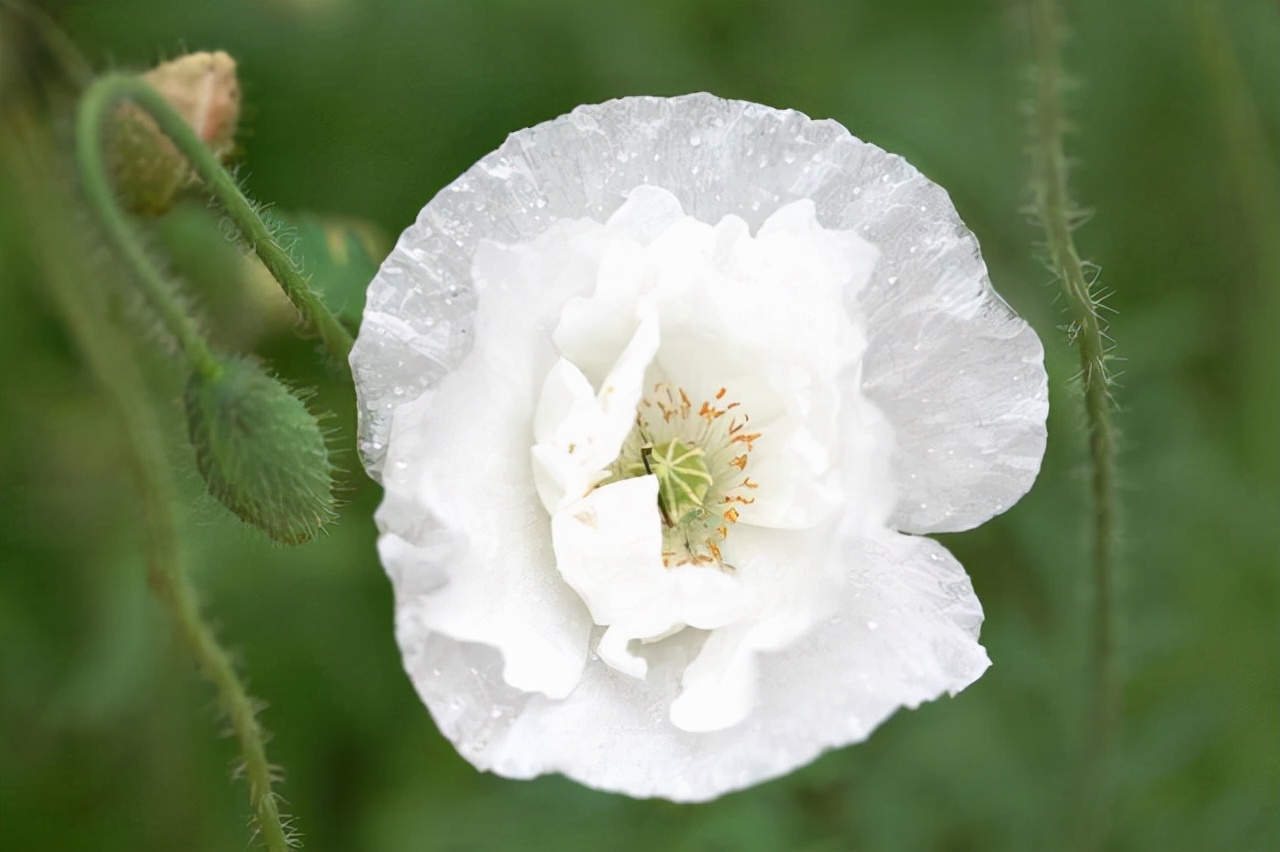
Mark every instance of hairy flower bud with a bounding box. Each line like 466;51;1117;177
106;51;241;215
142;51;240;159
184;357;336;544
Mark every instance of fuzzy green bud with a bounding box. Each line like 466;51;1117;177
184;357;336;544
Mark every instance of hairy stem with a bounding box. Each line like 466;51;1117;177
16;120;296;851
1028;0;1122;848
75;77;221;378
78;74;354;363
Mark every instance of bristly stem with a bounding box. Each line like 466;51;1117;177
76;74;355;363
16;123;298;852
1028;0;1122;849
75;77;222;379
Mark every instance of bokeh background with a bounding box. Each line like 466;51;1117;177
1;1;1277;850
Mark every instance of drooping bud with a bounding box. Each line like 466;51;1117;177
106;51;241;215
142;51;240;159
184;357;336;544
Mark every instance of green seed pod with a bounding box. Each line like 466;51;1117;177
624;439;714;527
184;357;336;544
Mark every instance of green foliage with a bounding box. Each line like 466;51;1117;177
184;356;337;545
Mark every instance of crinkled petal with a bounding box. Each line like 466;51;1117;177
352;95;1046;535
393;528;987;801
846;186;1048;533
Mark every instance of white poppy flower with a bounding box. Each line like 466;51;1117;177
351;94;1048;802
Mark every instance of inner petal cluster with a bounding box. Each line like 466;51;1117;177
515;185;883;730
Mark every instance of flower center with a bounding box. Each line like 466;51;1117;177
605;383;760;569
621;438;713;527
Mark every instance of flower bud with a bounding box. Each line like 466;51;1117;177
142;51;240;159
107;51;241;215
184;357;336;544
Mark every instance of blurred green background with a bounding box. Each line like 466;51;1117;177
1;1;1277;850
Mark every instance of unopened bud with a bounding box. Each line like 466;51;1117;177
185;357;336;544
142;51;240;159
107;51;241;215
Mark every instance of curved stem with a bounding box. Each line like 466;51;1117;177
75;78;221;378
16;123;296;852
81;74;354;363
1029;1;1122;849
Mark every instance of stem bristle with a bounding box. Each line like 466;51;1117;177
1026;1;1124;850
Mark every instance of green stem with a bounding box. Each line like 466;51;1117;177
80;74;354;363
75;79;221;379
1029;1;1122;849
14;123;296;852
140;478;296;852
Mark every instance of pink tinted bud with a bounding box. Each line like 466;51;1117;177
107;51;241;216
142;51;241;158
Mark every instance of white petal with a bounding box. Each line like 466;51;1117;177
551;476;756;671
831;179;1048;533
597;624;648;679
354;93;1044;512
550;476;666;631
605;184;690;242
396;529;987;801
669;626;756;733
531;298;661;511
550;186;685;386
372;213;616;699
530;358;604;509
